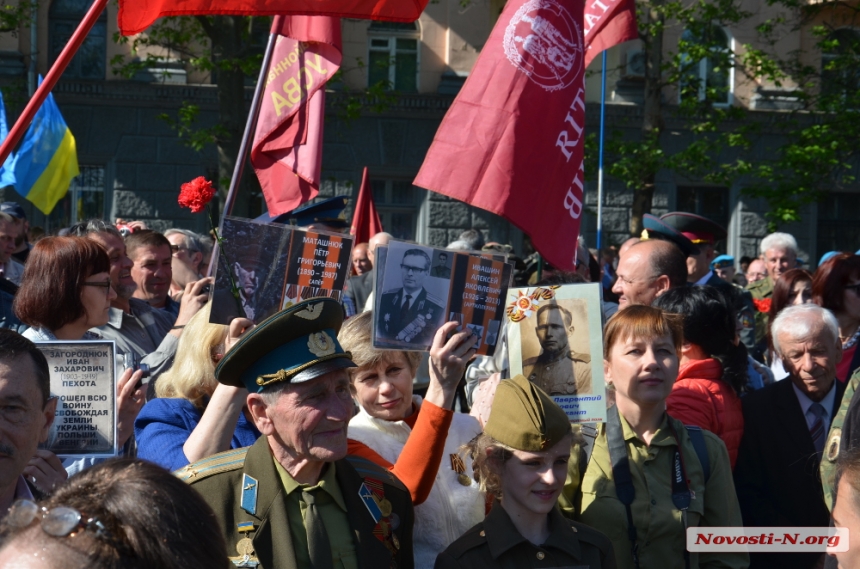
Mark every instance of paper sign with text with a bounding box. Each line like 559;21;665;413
506;283;606;423
372;240;513;355
210;216;354;325
37;341;118;458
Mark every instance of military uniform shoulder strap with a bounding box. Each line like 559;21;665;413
175;447;249;483
423;292;444;306
342;455;408;492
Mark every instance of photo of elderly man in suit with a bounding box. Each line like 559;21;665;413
377;247;447;349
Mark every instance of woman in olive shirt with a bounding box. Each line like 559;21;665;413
577;305;747;569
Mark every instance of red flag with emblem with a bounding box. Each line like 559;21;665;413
350;167;384;244
118;0;430;36
250;15;341;217
414;0;586;272
583;0;638;67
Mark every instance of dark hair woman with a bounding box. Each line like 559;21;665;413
0;459;228;569
813;253;860;382
653;286;747;467
765;268;813;379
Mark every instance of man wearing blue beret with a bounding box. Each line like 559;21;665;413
178;298;415;569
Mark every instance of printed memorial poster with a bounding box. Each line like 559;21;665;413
372;240;513;355
37;341;118;458
506;283;606;422
210;216;353;324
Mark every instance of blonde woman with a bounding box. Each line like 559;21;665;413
338;310;483;568
134;303;258;471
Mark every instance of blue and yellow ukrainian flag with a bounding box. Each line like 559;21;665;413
0;79;79;214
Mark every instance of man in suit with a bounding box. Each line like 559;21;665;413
432;252;451;278
345;232;391;315
378;248;444;348
734;304;845;569
179;298;414;569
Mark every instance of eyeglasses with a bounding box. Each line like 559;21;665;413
170;244;198;254
83;281;112;296
846;284;860;294
400;264;427;274
6;499;113;542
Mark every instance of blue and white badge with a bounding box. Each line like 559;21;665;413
241;474;258;516
358;482;383;523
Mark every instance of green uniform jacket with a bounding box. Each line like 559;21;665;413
434;500;616;569
177;437;415;569
578;413;748;569
822;367;860;510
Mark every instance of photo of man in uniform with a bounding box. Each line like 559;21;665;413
432;252;451;278
522;303;592;395
378;248;445;347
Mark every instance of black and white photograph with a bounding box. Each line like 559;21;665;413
374;242;452;350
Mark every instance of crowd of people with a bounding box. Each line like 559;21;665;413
0;199;859;569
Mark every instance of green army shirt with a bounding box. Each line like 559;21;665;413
821;368;860;510
274;460;358;569
578;413;748;569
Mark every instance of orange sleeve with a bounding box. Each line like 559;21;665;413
348;400;454;505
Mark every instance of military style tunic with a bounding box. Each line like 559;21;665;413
578;413;748;569
522;350;592;395
177;437;414;569
434;501;616;569
378;287;445;347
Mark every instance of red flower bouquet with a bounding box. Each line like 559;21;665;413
178;176;216;214
753;298;772;314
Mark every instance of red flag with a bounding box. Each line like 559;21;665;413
350;167;384;244
119;0;429;36
414;0;586;272
250;16;341;217
583;0;638;67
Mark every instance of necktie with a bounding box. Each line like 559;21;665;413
399;294;412;323
809;402;827;453
302;489;334;569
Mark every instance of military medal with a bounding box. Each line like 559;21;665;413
450;454;472;486
378;498;393;517
229;523;260;567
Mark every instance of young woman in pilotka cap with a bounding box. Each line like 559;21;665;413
434;375;616;569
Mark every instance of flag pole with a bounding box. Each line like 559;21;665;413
219;16;283;227
0;0;108;165
596;50;607;251
205;18;281;279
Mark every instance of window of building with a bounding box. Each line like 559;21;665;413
47;165;105;230
50;0;106;80
368;22;419;92
820;28;860;104
817;191;860;256
675;185;730;248
679;25;732;105
371;179;420;240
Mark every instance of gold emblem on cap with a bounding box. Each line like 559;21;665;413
308;331;335;357
640;229;650;240
295;303;323;320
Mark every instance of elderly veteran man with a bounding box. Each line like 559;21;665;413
734;304;845;569
178;298;414;569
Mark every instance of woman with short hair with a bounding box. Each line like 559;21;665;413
813;253;860;382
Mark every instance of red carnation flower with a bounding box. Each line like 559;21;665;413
178;177;216;213
753;298;772;313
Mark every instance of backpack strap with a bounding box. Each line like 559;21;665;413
685;425;711;483
606;405;640;569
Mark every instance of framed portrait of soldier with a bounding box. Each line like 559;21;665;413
506;283;607;423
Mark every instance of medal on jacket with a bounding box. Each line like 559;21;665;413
450;454;472;486
229;522;260;567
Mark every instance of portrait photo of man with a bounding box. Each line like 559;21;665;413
377;247;447;348
432;251;452;278
521;302;592;395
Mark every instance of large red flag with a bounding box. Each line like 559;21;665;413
414;0;586;272
350;167;384;244
583;0;638;67
119;0;429;36
250;16;341;217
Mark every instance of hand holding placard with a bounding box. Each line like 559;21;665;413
424;322;478;410
116;367;146;447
